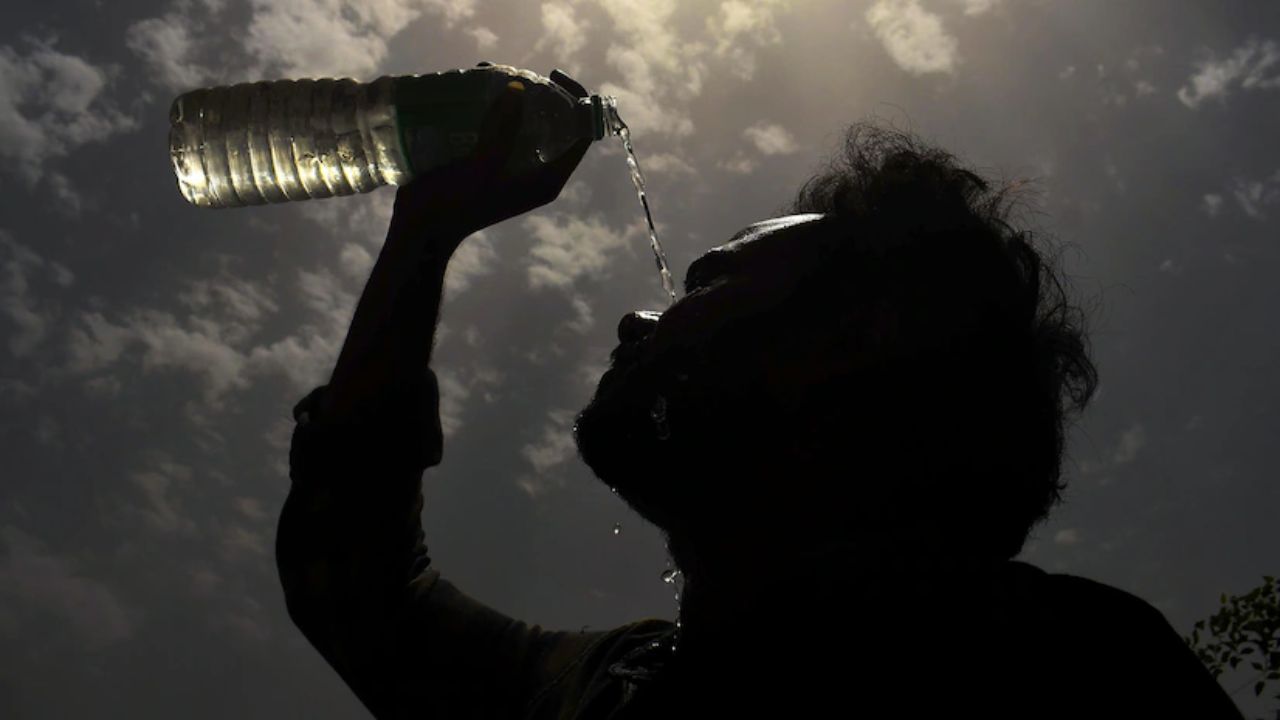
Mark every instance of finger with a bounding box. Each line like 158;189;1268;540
534;137;592;192
548;137;592;174
473;83;525;178
510;138;593;206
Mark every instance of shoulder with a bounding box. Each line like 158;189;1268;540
1036;566;1170;630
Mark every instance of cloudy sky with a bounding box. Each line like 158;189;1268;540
2;0;1278;716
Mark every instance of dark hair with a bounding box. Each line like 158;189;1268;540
749;122;1100;559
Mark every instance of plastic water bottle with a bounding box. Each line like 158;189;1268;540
168;63;613;208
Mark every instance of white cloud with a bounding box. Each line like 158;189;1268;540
0;378;37;402
67;312;131;373
1053;528;1080;546
1232;172;1280;219
953;0;1001;15
743;122;798;155
566;294;594;333
297;190;396;247
234;496;267;522
178;274;279;344
1177;38;1280;108
718;152;756;175
127;13;211;91
132;309;252;404
0;525;135;648
444;231;498;297
129;459;198;535
435;365;503;437
1;236;50;357
468;26;498;52
338;242;375;279
219;523;268;556
535;2;590;70
421;0;477;25
68;268;331;403
0;233;76;357
558;179;593;206
131;0;481;87
244;0;475;79
244;0;402;78
296;267;357;334
639;153;697;177
600;47;696;138
45;172;83;215
705;0;791;79
518;408;577;496
1112;423;1146;465
0;40;135;184
577;358;608;389
1200;172;1280;220
592;0;705;138
523;213;634;290
865;0;958;76
535;0;797;140
1201;193;1224;217
189;567;222;597
246;331;338;392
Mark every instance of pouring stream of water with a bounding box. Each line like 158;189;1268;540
603;99;677;307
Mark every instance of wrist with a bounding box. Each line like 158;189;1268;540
388;188;475;251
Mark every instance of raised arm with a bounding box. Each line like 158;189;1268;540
275;82;606;719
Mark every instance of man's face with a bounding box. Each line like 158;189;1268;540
573;214;827;529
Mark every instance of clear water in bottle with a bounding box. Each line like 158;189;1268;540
169;77;408;208
169;66;609;208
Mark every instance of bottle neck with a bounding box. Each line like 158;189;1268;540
585;95;616;141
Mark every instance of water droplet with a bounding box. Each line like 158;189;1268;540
612;522;621;535
661;568;681;584
610;487;618;494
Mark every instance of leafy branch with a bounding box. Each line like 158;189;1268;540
1185;576;1280;720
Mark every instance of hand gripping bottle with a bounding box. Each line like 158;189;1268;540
168;64;614;208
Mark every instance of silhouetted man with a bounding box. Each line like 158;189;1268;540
276;85;1245;718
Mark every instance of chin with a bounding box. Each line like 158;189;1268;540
574;369;682;532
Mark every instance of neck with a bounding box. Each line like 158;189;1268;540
668;536;1001;666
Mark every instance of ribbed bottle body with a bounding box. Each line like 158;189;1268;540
169;65;610;209
169;77;405;208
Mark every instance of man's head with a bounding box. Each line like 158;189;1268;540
573;123;1099;571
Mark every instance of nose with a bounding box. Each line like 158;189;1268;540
618;310;661;343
